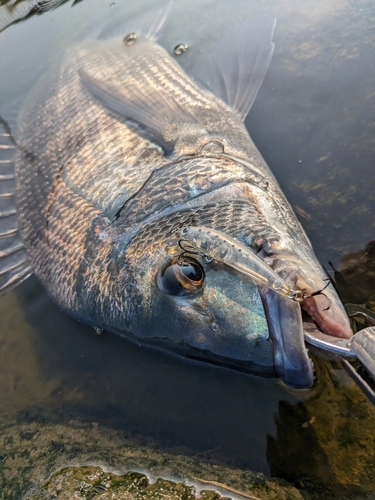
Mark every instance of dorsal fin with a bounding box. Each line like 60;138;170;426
79;69;199;153
78;2;197;153
189;15;276;121
0;115;32;295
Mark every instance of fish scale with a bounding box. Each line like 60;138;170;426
14;25;272;307
114;156;269;226
126;201;274;258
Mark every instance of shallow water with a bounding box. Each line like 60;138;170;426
0;0;375;498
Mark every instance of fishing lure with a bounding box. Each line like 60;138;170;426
178;226;307;301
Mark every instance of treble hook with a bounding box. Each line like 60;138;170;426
177;239;206;262
308;280;331;298
284;278;332;303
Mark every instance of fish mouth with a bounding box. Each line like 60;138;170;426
261;278;352;388
300;293;352;339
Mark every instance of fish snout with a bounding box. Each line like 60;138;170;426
273;261;352;340
300;293;352;339
293;273;352;339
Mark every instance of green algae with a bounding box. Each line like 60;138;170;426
34;469;206;500
27;465;305;500
0;419;303;500
268;356;375;499
333;240;375;314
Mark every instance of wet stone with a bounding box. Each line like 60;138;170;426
0;418;305;500
28;464;303;500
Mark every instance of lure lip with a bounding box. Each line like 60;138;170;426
260;287;315;388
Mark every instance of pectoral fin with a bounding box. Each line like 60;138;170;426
0;116;32;295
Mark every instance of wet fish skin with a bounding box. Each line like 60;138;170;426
7;7;351;387
27;40;273;364
15;34;273;314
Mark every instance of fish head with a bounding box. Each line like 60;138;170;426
257;235;353;386
123;222;351;389
126;234;275;377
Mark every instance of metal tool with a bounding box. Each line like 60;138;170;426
305;326;375;406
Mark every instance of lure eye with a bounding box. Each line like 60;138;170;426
158;258;205;296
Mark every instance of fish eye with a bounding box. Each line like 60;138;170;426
157;258;205;296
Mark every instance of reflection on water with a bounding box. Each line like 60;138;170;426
2;275;295;472
268;356;375;496
333;240;375;309
0;0;375;498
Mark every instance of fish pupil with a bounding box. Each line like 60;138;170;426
158;259;204;296
161;264;182;295
180;261;203;282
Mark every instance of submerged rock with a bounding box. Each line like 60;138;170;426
31;467;234;500
0;419;303;500
28;465;308;500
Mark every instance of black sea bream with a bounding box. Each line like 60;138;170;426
0;3;352;388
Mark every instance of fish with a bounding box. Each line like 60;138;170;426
0;3;352;389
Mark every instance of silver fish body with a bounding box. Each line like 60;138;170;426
0;4;352;388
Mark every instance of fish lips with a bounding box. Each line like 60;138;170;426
260;288;315;388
